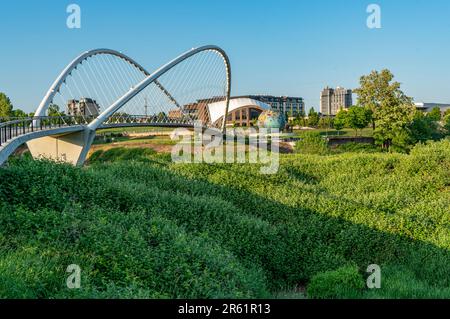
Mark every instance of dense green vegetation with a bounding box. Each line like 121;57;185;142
292;69;449;153
0;139;449;299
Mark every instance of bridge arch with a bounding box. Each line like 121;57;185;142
0;45;232;166
34;49;151;118
88;45;231;132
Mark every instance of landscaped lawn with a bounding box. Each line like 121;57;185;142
0;140;448;299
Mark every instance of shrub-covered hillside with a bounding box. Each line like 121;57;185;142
0;140;449;298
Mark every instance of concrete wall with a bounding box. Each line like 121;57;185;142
26;130;87;165
327;136;374;147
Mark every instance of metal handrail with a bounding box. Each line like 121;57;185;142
0;116;93;147
0;115;198;147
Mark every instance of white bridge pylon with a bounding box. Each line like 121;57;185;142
21;45;232;166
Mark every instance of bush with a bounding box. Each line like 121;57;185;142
334;142;379;153
295;132;329;155
89;148;156;163
307;265;365;299
1;140;449;299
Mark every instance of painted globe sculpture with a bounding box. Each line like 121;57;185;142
257;110;286;129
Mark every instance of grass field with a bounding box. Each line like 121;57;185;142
0;139;448;299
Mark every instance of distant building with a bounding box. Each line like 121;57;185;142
169;97;224;124
212;97;271;127
168;96;271;127
414;102;450;115
235;95;304;116
320;87;353;116
67;98;100;117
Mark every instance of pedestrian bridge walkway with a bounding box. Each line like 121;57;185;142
0;45;231;166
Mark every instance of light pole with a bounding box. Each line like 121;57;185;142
144;97;148;117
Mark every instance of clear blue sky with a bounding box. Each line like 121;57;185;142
1;0;450;113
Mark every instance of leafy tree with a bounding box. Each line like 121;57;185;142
333;110;347;135
354;69;418;150
307;108;319;127
297;109;307;127
318;116;333;129
409;111;442;144
295;131;329;155
444;114;450;136
346;106;372;136
12;109;27;118
390;128;415;153
291;114;301;126
427;107;442;122
443;109;450;118
373;103;415;151
354;69;412;130
0;92;13;118
48;104;64;117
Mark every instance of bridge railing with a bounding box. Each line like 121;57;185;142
103;115;195;126
0;114;198;147
0;116;94;147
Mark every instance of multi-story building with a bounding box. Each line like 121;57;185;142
67;98;100;117
238;95;305;116
320;87;353;116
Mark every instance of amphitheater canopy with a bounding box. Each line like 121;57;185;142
208;97;271;125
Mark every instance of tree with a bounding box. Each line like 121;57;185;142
444;114;450;136
355;69;418;150
297;109;307;127
373;103;415;151
354;69;412;130
318;116;333;129
346;106;372;136
443;109;450;118
48;104;64;117
333;110;347;135
307;108;319;127
295;131;329;155
12;109;27;118
0;92;13;118
427;107;442;122
409;110;442;143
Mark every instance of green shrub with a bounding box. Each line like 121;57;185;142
307;265;365;299
295;132;329;155
363;265;450;299
88;147;156;163
1;140;449;299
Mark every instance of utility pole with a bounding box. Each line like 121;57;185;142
144;97;148;117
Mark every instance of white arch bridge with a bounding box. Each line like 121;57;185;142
0;45;231;166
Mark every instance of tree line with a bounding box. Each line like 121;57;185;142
290;69;450;152
0;92;67;120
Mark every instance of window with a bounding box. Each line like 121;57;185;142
250;108;261;119
242;109;247;120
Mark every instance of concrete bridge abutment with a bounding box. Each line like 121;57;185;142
26;128;96;166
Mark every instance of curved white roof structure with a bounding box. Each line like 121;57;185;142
208;97;271;125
